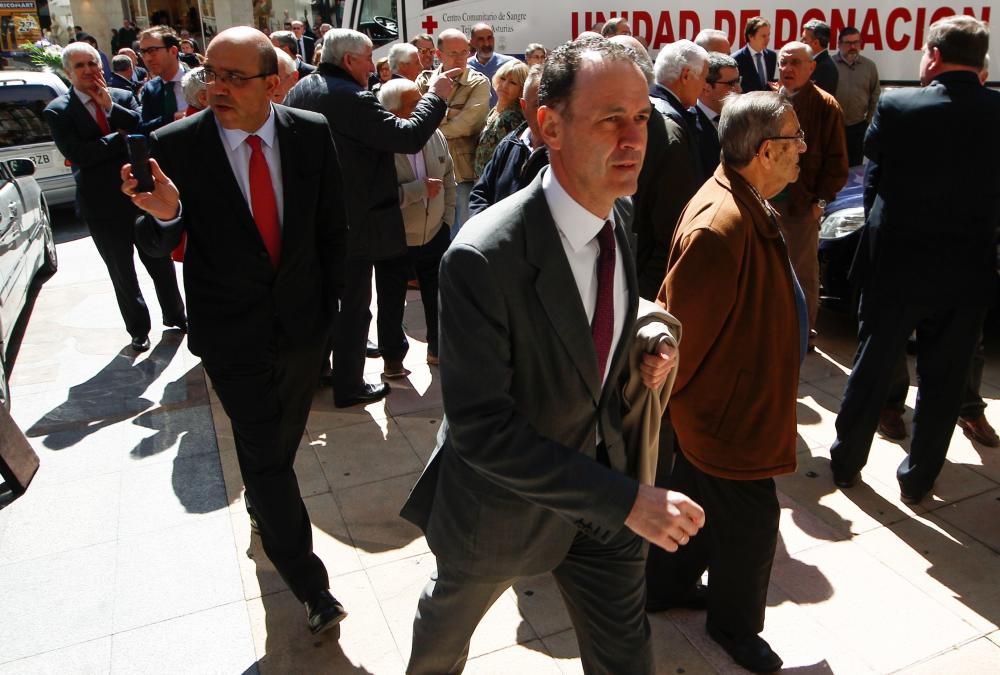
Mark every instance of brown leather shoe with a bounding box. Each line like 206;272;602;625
877;409;907;441
958;414;1000;447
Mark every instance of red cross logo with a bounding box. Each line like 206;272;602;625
421;15;438;33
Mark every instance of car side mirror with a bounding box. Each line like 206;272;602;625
5;159;36;178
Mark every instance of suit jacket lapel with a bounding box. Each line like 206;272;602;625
274;106;301;272
523;178;602;403
197;111;257;239
67;87;102;137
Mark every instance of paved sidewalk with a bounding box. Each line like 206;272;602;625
2;218;999;674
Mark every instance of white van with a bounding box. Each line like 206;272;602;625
341;0;997;83
0;71;75;208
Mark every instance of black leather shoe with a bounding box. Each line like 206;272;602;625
900;485;928;505
164;317;188;333
305;590;348;635
366;340;381;359
833;470;860;489
707;623;783;673
646;583;708;612
334;382;390;408
131;335;151;352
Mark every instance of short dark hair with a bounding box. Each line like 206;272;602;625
926;15;989;69
744;16;770;41
839;26;861;42
111;54;132;72
803;19;831;49
538;39;646;116
270;30;298;55
409;33;433;45
706;52;739;84
140;25;180;51
601;17;629;37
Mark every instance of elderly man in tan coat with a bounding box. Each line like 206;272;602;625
416;28;490;239
645;91;808;674
380;78;457;367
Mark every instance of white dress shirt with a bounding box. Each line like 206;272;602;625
696;99;720;129
541;167;628;387
73;88;112;122
167;67;188;114
215;106;284;229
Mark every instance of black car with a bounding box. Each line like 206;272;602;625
818;165;866;312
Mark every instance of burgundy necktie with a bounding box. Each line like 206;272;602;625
91;100;110;135
246;135;281;268
592;220;616;380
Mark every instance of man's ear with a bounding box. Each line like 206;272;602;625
537;105;562;151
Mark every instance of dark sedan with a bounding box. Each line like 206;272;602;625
818;165;866;313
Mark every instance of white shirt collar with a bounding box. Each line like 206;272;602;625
216;105;278;152
696;99;719;122
519;126;533;147
74;88;94;106
748;45;766;58
541;166;613;253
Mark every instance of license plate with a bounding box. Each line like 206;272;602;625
28;152;52;167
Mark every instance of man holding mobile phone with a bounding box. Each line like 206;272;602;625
44;41;186;352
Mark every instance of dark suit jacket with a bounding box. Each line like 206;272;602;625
296;59;317;80
812;50;839;96
109;72;139;95
635;87;705;299
732;45;776;92
138;74;182;135
43;87;141;222
400;170;642;577
694;106;721;176
133;106;348;364
468;122;548;217
857;70;1000;307
284;63;446;260
299;35;315;64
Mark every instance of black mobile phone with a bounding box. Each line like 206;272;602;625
125;134;154;193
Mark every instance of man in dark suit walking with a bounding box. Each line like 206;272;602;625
801;19;839;95
732;16;776;92
137;26;188;133
830;15;1000;504
401;39;705;675
124;26;349;636
44;41;185;352
695;52;741;175
291;20;315;64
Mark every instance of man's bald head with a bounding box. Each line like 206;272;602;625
609;35;653;84
210;25;279;74
777;40;815;93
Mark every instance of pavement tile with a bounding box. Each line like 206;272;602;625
124;402;219;466
312;418;423;491
771;538;980;672
989;630;1000;648
393;412;442;465
113;514;244;633
0;472;120;565
0;542;116;664
247;571;403;675
796;384;843;449
934;487;1000;554
898;637;1000;674
335;473;429;568
465;640;561;674
293;442;334;499
0;637;111;675
110;601;257;674
776;491;848;560
511;574;573;639
853;511;1000;634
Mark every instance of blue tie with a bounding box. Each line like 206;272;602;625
755;51;767;88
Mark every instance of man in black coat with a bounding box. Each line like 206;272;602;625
830;15;1000;504
137;25;188;133
801;19;839;95
732;16;776;92
44;42;185;352
126;27;349;636
284;28;457;405
695;52;740;175
291;20;315;64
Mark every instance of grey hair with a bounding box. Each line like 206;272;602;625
695;29;729;51
718;91;794;168
111;54;132;73
274;47;296;78
802;19;832;49
378;77;419;113
270;30;297;55
523;63;543;98
653;39;708;85
779;41;814;60
706;52;739;84
322;28;372;67
525;43;546;58
388;43;419;73
61;41;99;71
180;66;207;107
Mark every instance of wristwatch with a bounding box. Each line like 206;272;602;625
815;199;828;209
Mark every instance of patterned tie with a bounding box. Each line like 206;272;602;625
245;135;281;268
592;220;616;381
90;100;110;135
163;80;177;118
755;51;768;88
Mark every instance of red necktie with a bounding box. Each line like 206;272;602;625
592;220;616;380
91;100;110;135
246;135;281;269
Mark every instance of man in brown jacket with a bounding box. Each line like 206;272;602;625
416;28;490;238
775;41;848;343
646;91;807;674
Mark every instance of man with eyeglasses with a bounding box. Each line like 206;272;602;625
125;25;351;638
832;26;880;166
137;25;188;133
647;91;807;674
774;41;848;347
409;34;435;72
416;29;490;239
696;52;741;174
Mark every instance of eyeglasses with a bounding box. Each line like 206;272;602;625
195;68;276;86
138;45;167;55
756;128;806;153
712;78;741;88
840;39;862;46
417;47;434;55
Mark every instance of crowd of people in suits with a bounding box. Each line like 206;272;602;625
40;10;999;674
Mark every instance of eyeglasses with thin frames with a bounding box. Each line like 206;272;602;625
195;68;276;87
138;45;167;55
756;128;806;154
712;78;741;88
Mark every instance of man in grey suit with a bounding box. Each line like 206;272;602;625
400;39;706;674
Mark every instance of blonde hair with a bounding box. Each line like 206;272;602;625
492;59;529;109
